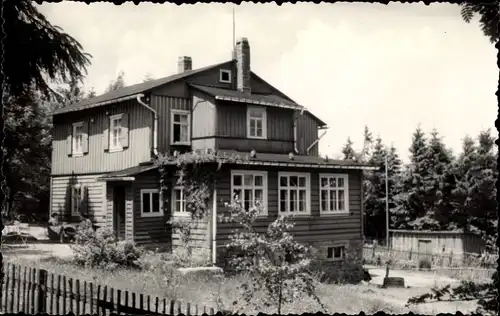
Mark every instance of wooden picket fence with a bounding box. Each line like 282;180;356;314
0;263;215;315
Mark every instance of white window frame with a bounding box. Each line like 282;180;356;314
278;172;311;216
170;109;191;145
319;173;350;215
326;245;346;261
140;189;163;218
109;113;124;152
172;186;190;217
71;184;83;216
231;170;268;217
219;69;232;83
72;121;84;156
246;106;267;139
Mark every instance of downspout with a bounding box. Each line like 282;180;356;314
293;108;305;154
306;128;328;155
212;181;217;265
136;94;158;157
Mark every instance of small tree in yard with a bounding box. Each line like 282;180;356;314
220;197;326;314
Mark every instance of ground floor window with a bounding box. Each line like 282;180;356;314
278;172;310;215
319;174;349;214
231;170;268;216
327;245;346;261
71;184;83;216
141;189;162;217
172;186;189;216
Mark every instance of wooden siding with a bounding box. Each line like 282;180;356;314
51;174;107;226
214;165;363;247
186;61;236;90
296;112;319;156
191;138;216;151
215;137;293;154
51;100;152;175
192;92;217;138
149;95;191;154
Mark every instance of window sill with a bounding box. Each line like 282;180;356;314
247;136;267;140
171;142;191;146
109;147;124;153
320;211;350;217
173;212;191;218
278;213;312;218
72;153;84;157
141;213;164;218
326;258;345;262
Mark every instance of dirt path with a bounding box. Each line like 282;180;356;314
2;243;74;262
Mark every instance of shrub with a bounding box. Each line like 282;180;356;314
418;258;432;270
71;226;143;269
308;245;364;284
171;247;212;268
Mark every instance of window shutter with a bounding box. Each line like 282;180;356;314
103;116;110;151
120;113;130;148
82;121;89;154
81;185;89;216
67;125;73;156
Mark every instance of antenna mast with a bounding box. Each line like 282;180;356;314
232;7;236;59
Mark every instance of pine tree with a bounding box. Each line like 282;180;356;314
105;71;126;93
341;137;356;160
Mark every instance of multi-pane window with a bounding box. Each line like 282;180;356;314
171;110;190;145
278;173;310;215
141;189;161;217
320;174;349;214
72;122;84;155
231;170;267;216
172;186;189;216
109;114;123;151
71;185;83;216
247;106;266;139
327;246;345;261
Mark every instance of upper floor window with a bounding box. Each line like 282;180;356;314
109;114;123;152
278;172;310;215
231;170;268;216
140;189;162;217
247;106;267;139
319;174;349;214
171;110;190;145
219;69;231;83
172;186;189;217
72;122;84;156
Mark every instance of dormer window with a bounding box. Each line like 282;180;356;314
219;69;231;83
247;106;267;139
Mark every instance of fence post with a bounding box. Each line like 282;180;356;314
37;269;48;313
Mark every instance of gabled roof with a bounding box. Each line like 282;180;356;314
52;60;232;115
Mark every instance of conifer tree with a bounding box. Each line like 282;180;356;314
341;137;356;160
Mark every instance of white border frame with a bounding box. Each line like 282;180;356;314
140;189;163;217
319;173;350;216
326;244;347;261
277;172;311;216
230;169;269;217
219;69;232;83
109;113;124;152
72;121;84;157
71;184;83;216
246;106;267;140
170;109;191;145
171;186;191;217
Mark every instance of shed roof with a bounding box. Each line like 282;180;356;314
389;229;466;235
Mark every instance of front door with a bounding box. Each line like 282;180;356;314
113;186;126;240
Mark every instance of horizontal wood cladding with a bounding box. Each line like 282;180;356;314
52;100;152;175
150;95;191;154
192;92;216;138
51;174;106;226
215;165;363;246
297;112;319;156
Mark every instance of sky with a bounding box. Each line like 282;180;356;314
38;2;497;162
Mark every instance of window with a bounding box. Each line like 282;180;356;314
171;110;190;145
172;186;189;216
231;170;268;216
327;246;345;261
71;185;83;216
141;189;162;217
319;174;349;214
247;106;267;139
219;69;231;83
72;122;84;156
109;114;123;152
278;173;310;215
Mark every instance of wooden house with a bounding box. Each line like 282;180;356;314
50;37;377;264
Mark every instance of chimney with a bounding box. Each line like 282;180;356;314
235;37;251;94
177;56;192;73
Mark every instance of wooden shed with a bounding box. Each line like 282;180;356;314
389;229;486;261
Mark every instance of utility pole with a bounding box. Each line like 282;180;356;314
385;154;390;249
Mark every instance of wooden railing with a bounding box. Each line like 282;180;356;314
0;263;215;315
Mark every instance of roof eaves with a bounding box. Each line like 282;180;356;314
51;93;144;116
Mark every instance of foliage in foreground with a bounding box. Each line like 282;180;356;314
71;226;143;269
220;197;326;315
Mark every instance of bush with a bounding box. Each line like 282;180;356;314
171;247;212;268
71;226;143;269
308;245;364;284
418;258;432;270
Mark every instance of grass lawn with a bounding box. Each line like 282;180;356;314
4;251;479;315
